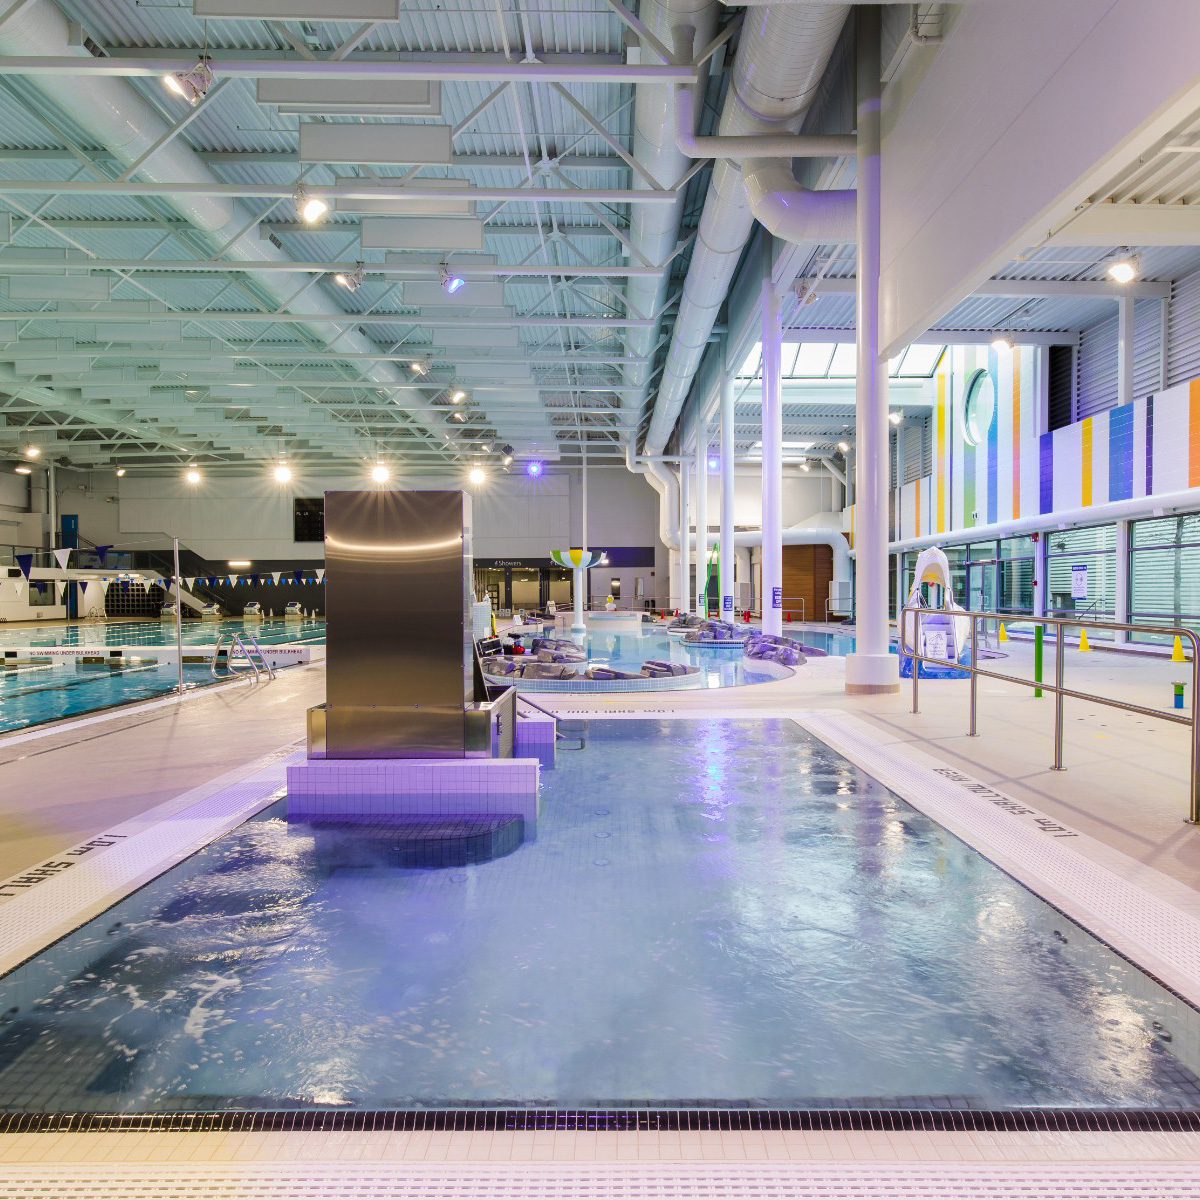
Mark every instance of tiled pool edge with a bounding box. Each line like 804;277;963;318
0;742;302;978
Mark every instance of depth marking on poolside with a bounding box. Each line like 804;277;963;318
0;741;301;975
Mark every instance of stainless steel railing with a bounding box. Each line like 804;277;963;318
900;606;1200;824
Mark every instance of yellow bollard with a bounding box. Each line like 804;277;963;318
998;622;1008;643
1172;635;1187;663
1078;628;1091;653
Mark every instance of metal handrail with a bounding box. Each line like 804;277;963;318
900;606;1200;824
210;631;274;681
825;596;852;622
241;631;276;680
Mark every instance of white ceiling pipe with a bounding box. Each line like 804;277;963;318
624;0;721;428
733;525;851;588
0;0;445;453
673;85;856;159
626;444;681;552
644;3;851;456
742;158;856;243
0;56;696;84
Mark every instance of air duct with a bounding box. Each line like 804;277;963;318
0;0;444;452
742;158;856;245
643;3;852;456
623;0;720;426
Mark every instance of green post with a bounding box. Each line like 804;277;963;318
1034;624;1044;699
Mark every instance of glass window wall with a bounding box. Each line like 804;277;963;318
1045;523;1117;639
1129;516;1200;645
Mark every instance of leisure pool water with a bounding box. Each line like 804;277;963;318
0;718;1196;1113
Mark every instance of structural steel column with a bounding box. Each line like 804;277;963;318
1114;518;1130;645
1117;294;1135;411
845;5;899;694
695;418;708;615
761;236;783;638
678;457;690;616
720;364;736;618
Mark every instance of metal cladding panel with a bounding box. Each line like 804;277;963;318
323;489;472;759
299;123;452;166
404;280;505;308
196;0;399;20
361;216;484;251
334;177;472;216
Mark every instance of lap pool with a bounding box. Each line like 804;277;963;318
0;718;1196;1115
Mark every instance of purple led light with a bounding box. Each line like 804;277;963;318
526;460;543;478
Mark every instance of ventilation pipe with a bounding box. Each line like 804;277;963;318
742;159;856;245
643;3;852;456
734;526;851;592
0;0;444;449
623;0;720;426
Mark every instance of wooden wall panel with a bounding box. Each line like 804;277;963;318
781;544;833;622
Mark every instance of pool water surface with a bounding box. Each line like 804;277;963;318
0;719;1196;1113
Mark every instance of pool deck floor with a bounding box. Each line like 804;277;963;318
2;623;1200;1194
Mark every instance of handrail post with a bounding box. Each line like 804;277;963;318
1051;621;1066;771
968;613;978;737
1191;631;1200;825
911;607;920;714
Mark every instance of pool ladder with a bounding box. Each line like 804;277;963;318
210;631;275;682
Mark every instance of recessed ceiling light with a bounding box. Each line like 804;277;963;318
228;561;251;569
15;465;32;475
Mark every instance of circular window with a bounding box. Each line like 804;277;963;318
961;367;996;447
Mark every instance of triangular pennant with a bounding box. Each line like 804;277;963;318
272;572;282;585
14;580;25;598
80;580;89;595
186;578;196;591
53;548;71;570
58;581;68;602
15;553;32;579
94;545;111;566
99;579;110;595
316;569;325;583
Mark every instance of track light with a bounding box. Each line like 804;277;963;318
451;411;466;422
501;444;514;467
450;389;466;404
274;464;292;483
163;57;213;107
24;446;40;459
409;360;428;375
293;184;327;224
116;467;126;477
440;263;465;295
991;332;1014;351
334;262;364;292
479;443;491;454
888;412;902;426
1108;251;1139;284
371;463;389;484
837;441;849;453
469;466;486;485
185;468;201;484
800;461;811;473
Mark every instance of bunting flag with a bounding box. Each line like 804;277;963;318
99;579;110;595
293;570;303;583
15;553;32;579
53;548;71;570
94;545;111;566
58;582;68;603
13;580;24;598
186;578;196;591
80;580;89;595
272;572;282;585
316;569;325;583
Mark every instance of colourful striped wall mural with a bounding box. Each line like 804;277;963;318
893;355;1200;544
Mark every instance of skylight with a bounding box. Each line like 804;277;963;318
736;341;948;383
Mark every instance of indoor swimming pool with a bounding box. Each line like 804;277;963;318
0;718;1196;1115
0;619;325;733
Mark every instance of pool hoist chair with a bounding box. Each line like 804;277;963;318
210;631;275;682
899;546;972;680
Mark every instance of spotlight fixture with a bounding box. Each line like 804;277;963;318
14;465;32;475
1107;250;1139;284
526;460;543;478
451;411;466;422
469;466;486;485
116;467;126;477
450;390;466;405
888;412;902;426
440;263;465;295
990;332;1014;351
501;444;514;467
334;262;365;292
162;57;213;107
274;464;292;483
707;455;719;471
837;441;850;453
293;184;327;224
409;360;428;376
800;461;811;473
598;553;609;565
23;446;40;459
371;463;389;484
185;468;201;484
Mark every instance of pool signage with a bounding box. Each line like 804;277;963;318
1071;563;1088;600
771;586;782;609
723;594;733;612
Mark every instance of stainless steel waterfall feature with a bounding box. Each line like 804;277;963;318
310;489;507;760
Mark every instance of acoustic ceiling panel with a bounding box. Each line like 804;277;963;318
299;123;452;167
361;217;484;251
8;275;110;301
259;79;439;117
334;177;471;216
404;281;506;308
196;0;399;19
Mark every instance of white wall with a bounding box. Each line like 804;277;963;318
880;0;1200;351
